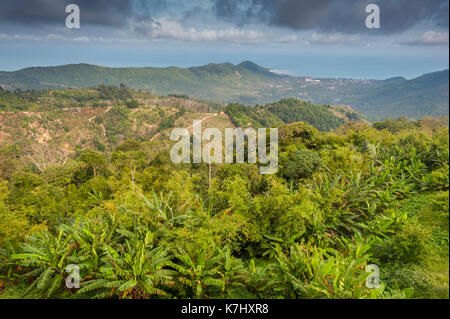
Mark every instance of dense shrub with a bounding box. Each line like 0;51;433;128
0;108;448;299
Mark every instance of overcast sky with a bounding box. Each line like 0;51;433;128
0;0;448;78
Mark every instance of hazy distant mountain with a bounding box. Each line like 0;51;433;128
350;69;449;121
0;62;448;121
0;61;278;91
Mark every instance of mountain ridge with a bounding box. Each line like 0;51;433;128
0;62;448;121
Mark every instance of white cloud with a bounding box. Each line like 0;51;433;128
0;32;138;43
399;31;449;45
131;17;267;43
307;33;360;45
276;34;297;43
269;69;294;75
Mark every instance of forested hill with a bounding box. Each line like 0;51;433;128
225;98;363;131
0;62;448;121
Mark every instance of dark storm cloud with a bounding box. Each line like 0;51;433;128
0;0;134;27
214;0;450;34
0;0;447;34
434;1;449;28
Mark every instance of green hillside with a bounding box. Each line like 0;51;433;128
0;87;363;157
